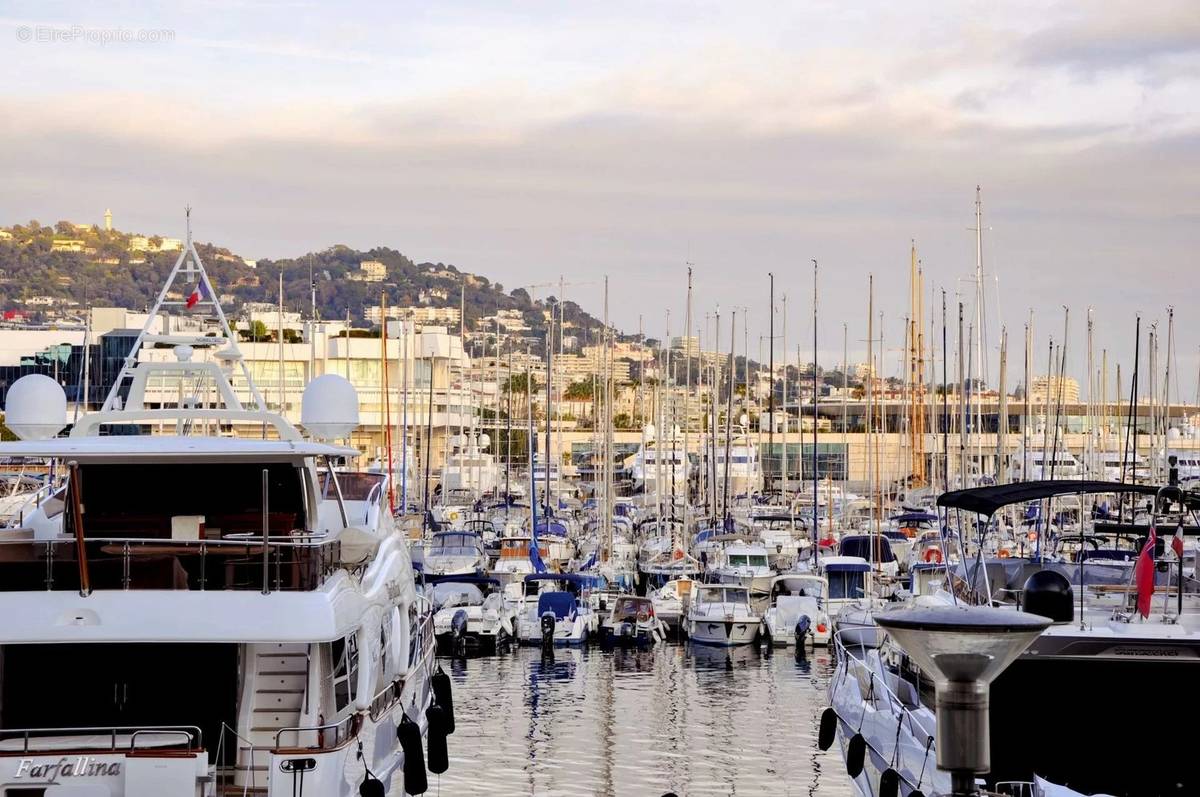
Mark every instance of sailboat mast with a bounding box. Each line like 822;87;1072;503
781;292;788;495
544;300;553;515
382;291;395;513
768;272;775;493
724;311;736;524
811;259;819;565
997;327;1007;485
866;275;875;532
277;273;285;415
683;267;693;536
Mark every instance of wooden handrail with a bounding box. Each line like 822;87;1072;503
67;461;90;596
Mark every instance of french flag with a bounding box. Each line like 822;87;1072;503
186;280;208;309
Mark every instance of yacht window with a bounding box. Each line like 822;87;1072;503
828;572;865;600
80;461;307;538
320;471;384;502
331;634;359;713
407;607;421;671
748;555;768;567
728;554;748;566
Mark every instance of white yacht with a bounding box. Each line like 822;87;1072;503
709;541;774;595
1085;450;1150;481
0;241;435;796
630;436;689;495
762;573;830;648
421;530;487;576
709;430;763;498
684;584;761;646
1009;446;1082;481
439;432;499;496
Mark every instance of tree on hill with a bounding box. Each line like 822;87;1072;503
564;380;593;400
504;373;539;394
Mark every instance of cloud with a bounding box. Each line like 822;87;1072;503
0;1;1198;380
1020;1;1200;74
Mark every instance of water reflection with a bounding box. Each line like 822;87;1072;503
435;643;854;797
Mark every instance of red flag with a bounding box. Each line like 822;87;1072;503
1135;527;1158;619
185;281;207;309
1172;527;1185;560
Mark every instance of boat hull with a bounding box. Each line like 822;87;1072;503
685;616;760;646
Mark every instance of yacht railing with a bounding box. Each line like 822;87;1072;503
275;612;435;750
274;715;357;751
0;724;203;753
0;533;342;593
830;628;938;795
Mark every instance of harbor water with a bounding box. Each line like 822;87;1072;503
433;643;854;796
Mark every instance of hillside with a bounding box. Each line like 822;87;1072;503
0;220;610;341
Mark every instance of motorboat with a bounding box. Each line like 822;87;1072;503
530;516;576;568
837;534;900;580
430;487;477;528
650;576;694;630
828;478;1200;796
515;573;597;646
709;541;774;595
600;594;666;646
490;535;546;581
422;530;487;577
762;573;830;648
0;238;435;796
0;472;51;526
428;575;517;653
684;583;760;646
749;510;808;563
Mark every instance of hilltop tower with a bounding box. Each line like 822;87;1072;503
104;208;113;231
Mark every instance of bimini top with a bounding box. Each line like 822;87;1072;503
937;480;1164;517
423;574;501;588
0;435;358;461
523;573;606;588
891;511;938;524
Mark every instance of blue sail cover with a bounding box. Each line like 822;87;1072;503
537;591;575;620
529;513;548;574
533;519;568;537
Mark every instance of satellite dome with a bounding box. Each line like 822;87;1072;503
5;374;67;440
644;423;656;439
479;433;491;449
1167;427;1182;441
301;374;359;440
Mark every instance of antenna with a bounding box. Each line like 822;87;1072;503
99;209;267;413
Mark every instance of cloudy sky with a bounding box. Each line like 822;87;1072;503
1;1;1197;390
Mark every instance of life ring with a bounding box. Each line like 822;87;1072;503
922;547;943;564
1027;531;1038;542
998;549;1011;558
